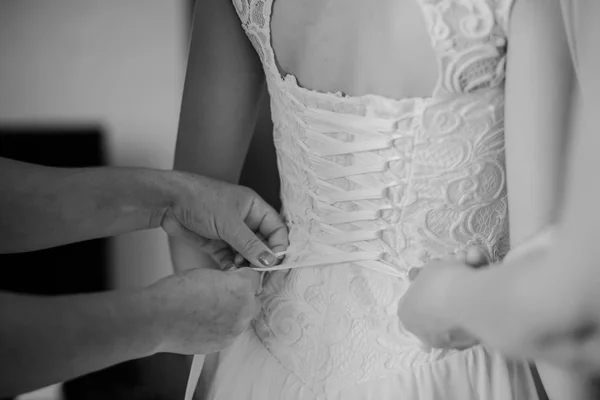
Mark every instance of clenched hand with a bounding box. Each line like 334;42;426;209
147;267;261;355
159;172;288;269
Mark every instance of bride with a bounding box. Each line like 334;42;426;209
171;0;575;399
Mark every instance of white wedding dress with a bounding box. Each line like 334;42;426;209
198;0;540;399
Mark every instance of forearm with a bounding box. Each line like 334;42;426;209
504;0;574;245
504;0;582;396
0;290;159;396
0;157;177;253
448;249;595;367
442;0;600;375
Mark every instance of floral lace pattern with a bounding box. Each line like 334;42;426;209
231;0;514;394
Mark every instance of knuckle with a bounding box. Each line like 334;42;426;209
244;236;264;252
229;185;254;204
239;186;257;199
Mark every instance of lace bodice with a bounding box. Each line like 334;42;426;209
233;0;514;394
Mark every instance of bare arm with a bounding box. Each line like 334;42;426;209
503;0;588;397
448;0;600;370
0;265;262;398
0;157;169;253
449;95;600;375
470;0;600;370
537;0;600;371
504;0;573;246
170;0;265;273
0;155;283;269
400;0;600;375
0;290;156;397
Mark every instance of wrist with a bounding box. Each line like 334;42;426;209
126;168;182;231
130;286;168;357
57;290;161;362
140;278;179;354
78;167;179;234
98;289;164;360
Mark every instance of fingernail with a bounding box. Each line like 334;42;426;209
258;251;277;267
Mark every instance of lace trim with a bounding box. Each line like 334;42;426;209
235;0;516;104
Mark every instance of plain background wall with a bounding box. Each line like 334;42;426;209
0;0;188;289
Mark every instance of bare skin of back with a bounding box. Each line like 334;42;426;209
271;0;439;99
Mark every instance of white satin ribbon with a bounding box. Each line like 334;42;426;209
184;355;205;400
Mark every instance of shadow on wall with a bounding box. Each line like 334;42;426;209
0;125;115;400
0;126;110;297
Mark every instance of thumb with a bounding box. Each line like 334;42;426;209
222;222;278;268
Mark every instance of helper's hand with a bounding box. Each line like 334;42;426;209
147;267;261;355
398;248;489;350
160;172;288;269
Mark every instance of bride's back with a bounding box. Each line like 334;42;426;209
271;0;439;99
202;1;537;399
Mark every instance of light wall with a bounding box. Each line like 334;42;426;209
0;0;188;288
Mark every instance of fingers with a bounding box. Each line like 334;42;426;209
465;247;489;268
216;190;288;268
233;232;285;268
202;240;237;269
448;248;490;268
243;196;289;254
162;216;218;257
222;222;280;268
234;253;246;267
454;250;467;264
233;232;267;267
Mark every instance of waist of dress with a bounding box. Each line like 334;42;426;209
253;247;410;279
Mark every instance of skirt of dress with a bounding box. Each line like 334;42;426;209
207;327;539;400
